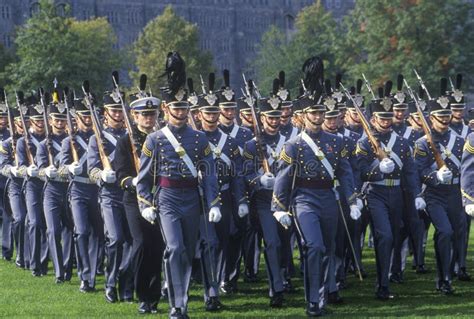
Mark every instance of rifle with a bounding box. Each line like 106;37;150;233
39;88;55;167
112;71;140;173
63;87;79;163
2;90;17;165
242;75;270;173
199;74;207;94
413;69;432;100
81;80;112;170
15;91;34;165
404;80;446;169
340;83;387;160
362;73;376;100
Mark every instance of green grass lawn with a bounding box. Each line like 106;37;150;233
1;228;474;318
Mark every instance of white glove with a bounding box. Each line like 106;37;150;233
379;158;395;174
132;177;138;187
238;203;249;218
356;198;364;210
260;172;275;189
208;206;222;223
436;168;453;184
273;211;292;228
141;207;156;224
45;165;58;179
350;205;362;220
27;165;39;177
101;169;116;184
466;204;474;217
415;197;426;210
10;166;18;177
68;162;83;175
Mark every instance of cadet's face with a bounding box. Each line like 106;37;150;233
393;109;406;124
199;112;220;130
77;115;92;131
220;108;236;123
50;117;66;131
324;116;338;132
304;111;325;129
107;109;124;122
408;115;422;130
14;119;25;134
346;110;361;125
372;116;392;133
280;107;292;124
469;120;474;130
240;112;253;126
30;119;45;134
168;107;189;126
0;116;7;129
135;111;157;130
261;115;280;135
451;109;464;122
430;114;451;132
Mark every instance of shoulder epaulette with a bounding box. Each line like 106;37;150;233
464;140;474;154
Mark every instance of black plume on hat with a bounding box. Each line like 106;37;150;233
223;69;230;88
356;79;363;94
139;74;147;91
455;73;462;90
440;78;448;96
165;51;186;93
384;80;393;97
397;74;404;91
302;56;324;94
279;71;285;88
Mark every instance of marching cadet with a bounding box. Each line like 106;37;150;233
271;85;361;316
36;91;73;283
448;74;471;139
242;80;287;308
60;95;102;292
217;70;256;291
344;81;366;138
87;89;133;303
237;97;255;130
17;93;49;277
414;78;468;293
277;72;299;140
0;105;29;269
195;73;248;311
461;132;474;228
136;51;221;319
389;76;427;281
321;81;363;292
115;90;165;314
357;81;425;300
0;92;12;261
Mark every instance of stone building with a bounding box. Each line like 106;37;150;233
0;0;354;86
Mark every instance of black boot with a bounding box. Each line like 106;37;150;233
269;291;284;308
375;286;394;300
458;268;471;281
205;296;223;311
328;291;343;304
306;302;323;317
105;287;118;303
138;302;150;314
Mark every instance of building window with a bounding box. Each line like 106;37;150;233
56;3;67;17
1;6;10;19
30;2;41;16
107;11;120;24
3;34;11;48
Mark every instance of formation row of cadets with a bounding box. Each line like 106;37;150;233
0;64;473;318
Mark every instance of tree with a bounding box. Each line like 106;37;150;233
338;0;474;93
254;1;340;94
132;5;213;92
6;0;122;94
0;44;15;88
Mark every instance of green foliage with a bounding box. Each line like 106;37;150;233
1;229;474;317
339;0;474;93
6;0;121;95
0;44;15;88
255;0;474;96
254;0;340;94
131;6;213;93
